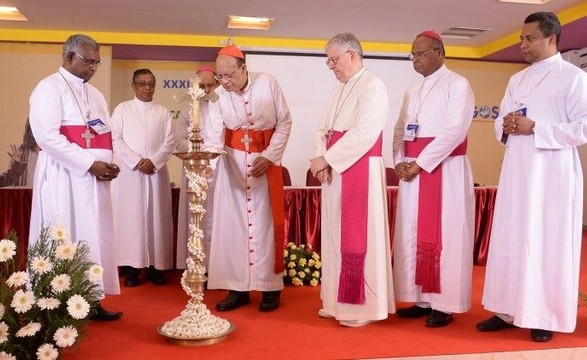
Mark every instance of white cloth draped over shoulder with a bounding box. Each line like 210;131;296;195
315;67;395;321
392;65;475;313
28;67;120;296
110;97;175;270
202;72;291;292
482;53;587;332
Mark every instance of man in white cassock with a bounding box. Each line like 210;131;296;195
202;45;291;312
175;65;219;270
477;12;587;343
110;69;175;287
392;30;475;328
28;34;122;321
310;32;395;328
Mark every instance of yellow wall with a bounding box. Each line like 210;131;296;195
447;59;527;185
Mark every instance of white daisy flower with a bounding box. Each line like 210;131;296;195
50;225;69;242
0;239;16;262
15;322;41;337
50;274;71;293
6;271;29;288
0;351;16;360
10;289;35;313
36;343;59;360
37;297;61;310
0;322;8;344
66;295;90;320
310;278;319;287
87;264;103;283
55;242;77;260
30;256;54;275
53;325;78;348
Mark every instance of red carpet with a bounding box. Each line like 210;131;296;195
62;242;587;360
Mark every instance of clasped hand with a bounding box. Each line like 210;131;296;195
309;156;332;184
90;161;120;182
137;158;155;175
395;161;421;182
502;111;534;135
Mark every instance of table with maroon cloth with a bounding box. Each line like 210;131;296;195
283;186;497;266
0;186;496;268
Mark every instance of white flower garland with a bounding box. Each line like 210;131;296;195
160;302;230;339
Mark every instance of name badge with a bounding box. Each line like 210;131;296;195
87;118;110;135
516;107;527;116
403;123;419;142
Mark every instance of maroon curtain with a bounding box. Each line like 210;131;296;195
473;187;497;265
0;188;33;270
303;188;321;253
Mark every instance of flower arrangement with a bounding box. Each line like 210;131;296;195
283;242;321;287
0;226;103;360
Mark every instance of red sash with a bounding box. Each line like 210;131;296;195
59;125;112;150
329;131;383;304
225;128;285;274
404;137;467;293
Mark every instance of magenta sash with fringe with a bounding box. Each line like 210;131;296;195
404;137;467;293
328;131;383;304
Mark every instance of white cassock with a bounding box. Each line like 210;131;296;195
482;53;587;332
174;100;217;269
110;97;175;270
315;68;395;321
202;72;291;292
28;67;120;296
392;65;475;313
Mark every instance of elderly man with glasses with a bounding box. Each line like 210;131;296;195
392;30;475;328
310;32;395;327
201;45;292;312
28;34;122;321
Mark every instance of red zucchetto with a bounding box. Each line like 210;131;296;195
418;30;443;44
217;45;245;59
196;65;216;75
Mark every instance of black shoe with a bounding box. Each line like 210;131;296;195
90;303;123;321
531;329;553;342
425;310;453;327
124;274;139;287
476;315;516;332
216;291;251;311
124;266;140;287
259;291;281;312
147;267;166;285
396;305;432;318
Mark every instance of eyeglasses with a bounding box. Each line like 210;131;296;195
408;48;439;61
214;66;242;81
75;53;101;67
133;82;156;88
326;50;351;67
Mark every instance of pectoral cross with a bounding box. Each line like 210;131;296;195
241;132;252;152
81;127;95;148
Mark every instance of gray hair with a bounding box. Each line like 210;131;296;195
325;32;363;58
62;34;99;58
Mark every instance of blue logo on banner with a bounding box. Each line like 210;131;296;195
473;105;500;120
163;80;191;89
